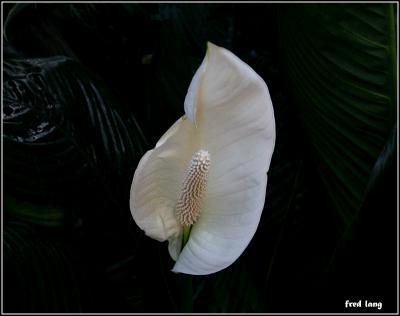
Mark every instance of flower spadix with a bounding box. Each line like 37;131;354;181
130;42;275;275
176;149;211;226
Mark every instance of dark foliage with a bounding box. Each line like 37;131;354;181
2;3;397;313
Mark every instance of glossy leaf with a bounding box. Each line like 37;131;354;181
3;56;146;221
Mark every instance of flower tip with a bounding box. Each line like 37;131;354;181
206;41;218;53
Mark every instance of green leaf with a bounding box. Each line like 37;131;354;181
363;123;396;197
4;223;85;312
280;4;396;226
3;56;146;219
4;194;65;227
325;125;397;312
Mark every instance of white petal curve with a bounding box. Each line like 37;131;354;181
173;42;276;275
130;117;197;244
183;55;207;125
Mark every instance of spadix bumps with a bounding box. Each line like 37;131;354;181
176;149;211;226
130;42;276;275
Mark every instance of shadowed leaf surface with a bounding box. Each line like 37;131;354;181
280;4;396;226
3;55;146;223
4;223;87;312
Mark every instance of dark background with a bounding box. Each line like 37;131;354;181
2;3;398;313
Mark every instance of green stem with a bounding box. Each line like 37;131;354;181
182;225;192;249
178;274;193;312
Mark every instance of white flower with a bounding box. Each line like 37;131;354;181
130;42;276;275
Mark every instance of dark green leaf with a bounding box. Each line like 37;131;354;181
280;4;396;225
4;194;65;227
325;124;397;312
4;223;85;312
3;56;146;221
363;123;396;196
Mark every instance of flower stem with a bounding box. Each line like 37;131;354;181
182;225;192;249
178;273;193;312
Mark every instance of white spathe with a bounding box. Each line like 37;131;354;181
130;42;276;275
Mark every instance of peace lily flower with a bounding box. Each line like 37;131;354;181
130;42;275;275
